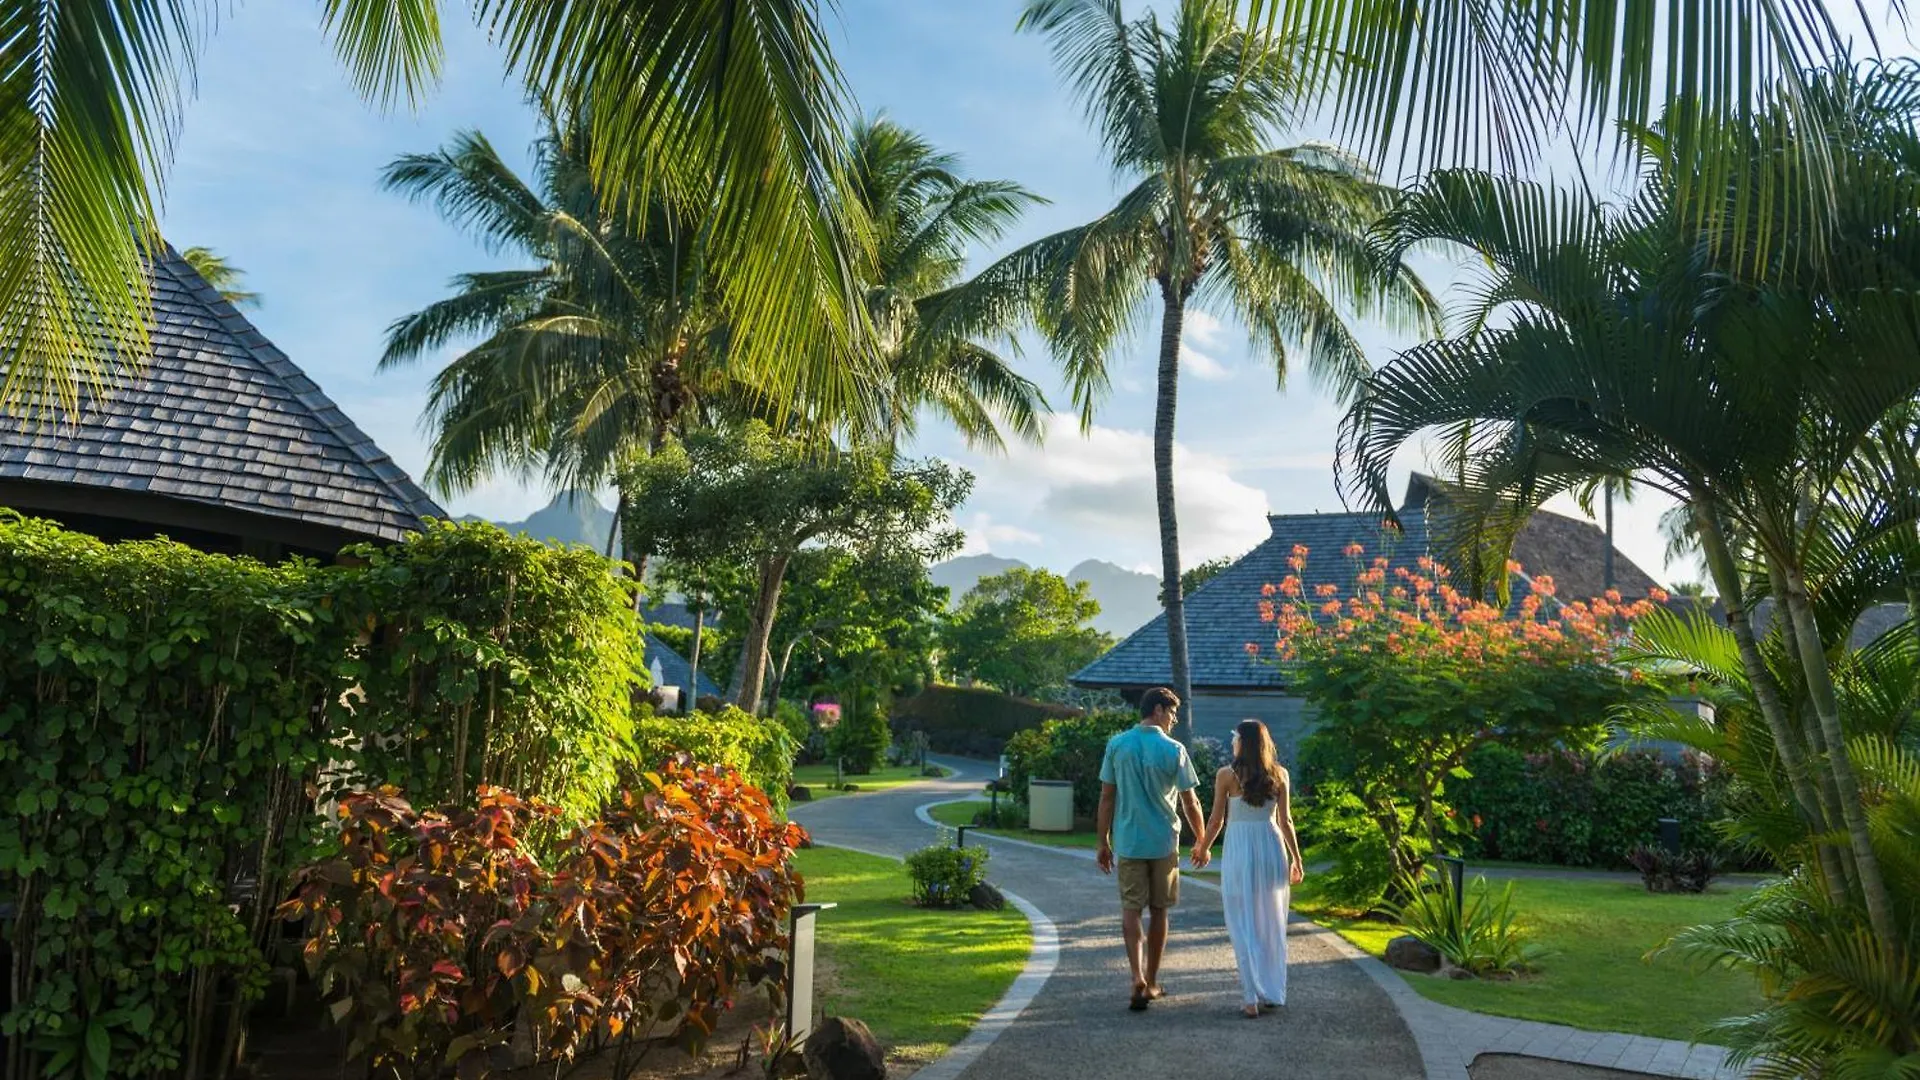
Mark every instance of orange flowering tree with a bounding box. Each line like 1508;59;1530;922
1258;543;1667;887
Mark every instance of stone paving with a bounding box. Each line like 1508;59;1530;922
794;756;1752;1080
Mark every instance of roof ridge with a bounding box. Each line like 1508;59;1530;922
156;243;446;528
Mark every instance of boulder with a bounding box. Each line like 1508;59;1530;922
789;785;813;803
1385;935;1443;974
804;1016;886;1080
968;882;1006;911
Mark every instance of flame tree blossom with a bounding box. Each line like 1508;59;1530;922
1262;545;1666;895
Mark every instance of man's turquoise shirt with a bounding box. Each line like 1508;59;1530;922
1099;724;1199;860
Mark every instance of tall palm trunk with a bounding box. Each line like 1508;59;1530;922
1153;284;1196;743
1694;502;1848;896
733;553;791;715
1777;554;1897;943
1603;485;1615;590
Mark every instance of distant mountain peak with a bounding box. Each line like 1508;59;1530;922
930;553;1161;638
475;491;617;550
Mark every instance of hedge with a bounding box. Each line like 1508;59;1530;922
0;513;642;1080
891;684;1081;759
631;706;797;811
1449;744;1750;869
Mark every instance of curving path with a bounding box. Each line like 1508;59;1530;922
792;756;1427;1080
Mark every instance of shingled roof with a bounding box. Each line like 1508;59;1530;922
1072;476;1666;692
0;244;443;549
643;633;722;699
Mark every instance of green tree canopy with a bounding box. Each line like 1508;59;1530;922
622;422;969;712
943;567;1113;699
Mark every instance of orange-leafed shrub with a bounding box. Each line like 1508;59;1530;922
280;756;807;1080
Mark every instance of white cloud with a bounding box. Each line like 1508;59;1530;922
1180;310;1233;381
959;512;1042;555
962;414;1272;567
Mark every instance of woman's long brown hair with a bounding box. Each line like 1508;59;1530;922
1232;719;1285;807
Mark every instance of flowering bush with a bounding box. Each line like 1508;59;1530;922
905;843;992;908
280;756;807;1080
1264;544;1665;883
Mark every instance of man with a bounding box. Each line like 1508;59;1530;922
1096;686;1208;1011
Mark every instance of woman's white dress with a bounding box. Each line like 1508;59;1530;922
1222;793;1291;1006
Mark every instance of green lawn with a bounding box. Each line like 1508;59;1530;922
794;846;1029;1064
792;763;949;800
1295;876;1766;1043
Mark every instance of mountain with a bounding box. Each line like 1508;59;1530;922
1067;559;1161;637
928;553;1162;638
470;492;617;550
929;553;1028;599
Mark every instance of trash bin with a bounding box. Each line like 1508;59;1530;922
1028;779;1074;832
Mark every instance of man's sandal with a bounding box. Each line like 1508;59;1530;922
1129;986;1151;1012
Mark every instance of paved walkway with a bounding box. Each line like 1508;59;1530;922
792;757;1750;1080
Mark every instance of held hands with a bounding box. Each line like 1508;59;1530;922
1189;841;1212;871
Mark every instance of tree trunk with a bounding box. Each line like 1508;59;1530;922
733;553;791;715
1153;285;1196;743
687;600;704;714
1693;502;1846;893
1777;557;1897;943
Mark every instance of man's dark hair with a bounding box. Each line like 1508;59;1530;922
1139;686;1179;717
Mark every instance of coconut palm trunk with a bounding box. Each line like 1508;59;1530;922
1154;285;1197;742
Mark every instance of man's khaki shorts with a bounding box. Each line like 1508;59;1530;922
1116;855;1180;911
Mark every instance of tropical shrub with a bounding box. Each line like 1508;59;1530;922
1451;744;1746;868
1385;869;1540;977
905;843;991;909
1296;780;1411;912
1267;544;1662;883
826;702;891;775
282;757;807;1080
0;513;640;1080
1625;845;1721;893
1003;710;1137;817
630;706;797;811
890;684;1081;759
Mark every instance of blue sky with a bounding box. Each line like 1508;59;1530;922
158;0;1874;587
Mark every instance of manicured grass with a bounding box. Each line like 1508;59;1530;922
791;763;949;800
925;798;1101;849
1294;876;1766;1043
793;846;1029;1064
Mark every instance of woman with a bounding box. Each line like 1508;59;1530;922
1198;719;1305;1017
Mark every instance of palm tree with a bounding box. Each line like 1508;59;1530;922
180;247;262;309
1;0;858;428
843;116;1049;453
378;113;734;579
987;0;1438;739
1338;60;1920;947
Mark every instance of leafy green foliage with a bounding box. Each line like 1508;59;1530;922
283;757;807;1080
1297;780;1413;912
1384;869;1540;977
905;843;991;909
1002;711;1136;817
630;707;797;812
623;422;968;713
1450;745;1749;869
0;512;639;1080
827;702;891;776
890;685;1082;759
942;568;1112;698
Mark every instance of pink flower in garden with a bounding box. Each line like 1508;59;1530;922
1648;587;1670;603
1261;582;1277;597
1343;542;1365;558
1244;642;1260;656
1315;583;1338;597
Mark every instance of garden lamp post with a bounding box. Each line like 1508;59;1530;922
785;902;837;1046
1438;855;1466;921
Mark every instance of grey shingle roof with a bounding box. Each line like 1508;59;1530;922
643;633;722;699
1072;509;1440;690
1073;475;1670;691
0;244;443;544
